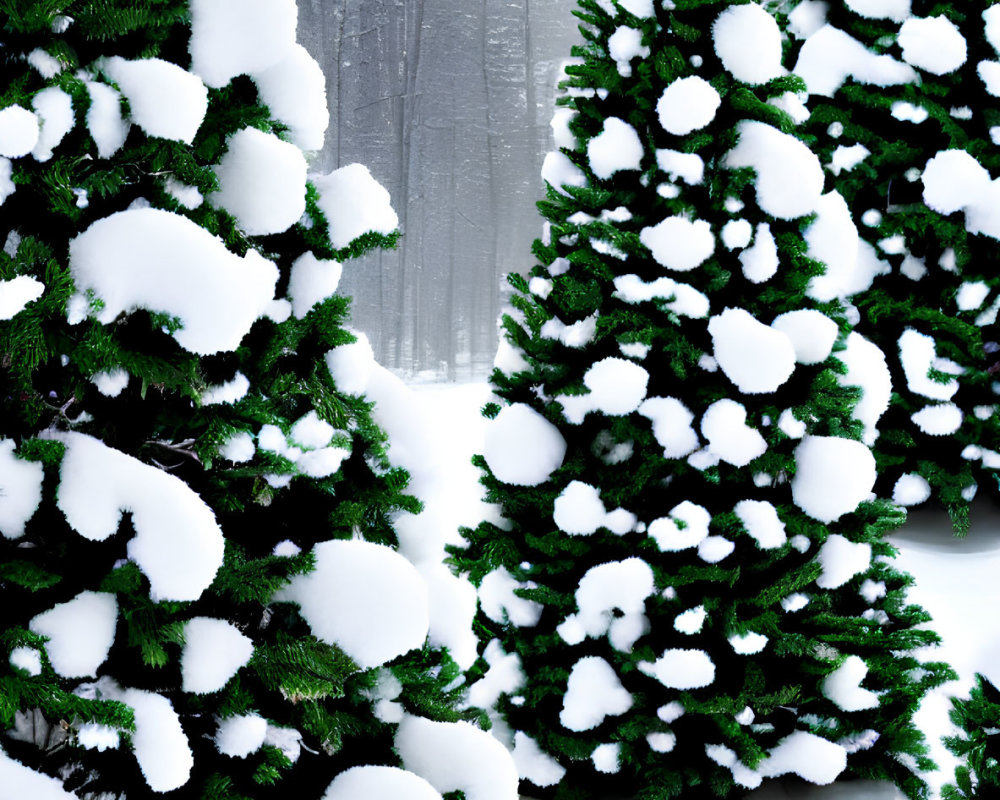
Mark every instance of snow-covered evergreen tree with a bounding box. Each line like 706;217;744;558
456;0;953;797
0;2;514;798
785;1;1000;533
942;673;1000;799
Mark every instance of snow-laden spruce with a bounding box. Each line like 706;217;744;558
459;1;950;797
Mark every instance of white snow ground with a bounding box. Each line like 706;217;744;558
406;380;1000;800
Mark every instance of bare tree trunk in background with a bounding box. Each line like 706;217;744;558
297;0;580;381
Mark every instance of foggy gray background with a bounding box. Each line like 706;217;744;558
297;0;580;380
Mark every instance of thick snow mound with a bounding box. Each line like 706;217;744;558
771;310;838;365
483;403;566;486
837;332;892;446
189;0;298;88
274;539;429;669
396;715;519;800
252;43;329;151
817;533;873;589
313;163;399;249
0;746;81;798
215;714;267;758
614;274;709;318
713;4;784;85
639;648;715;689
792;437;876;523
31;87;74;161
211;127;307;235
805;191;872;302
823;655;880;711
639;396;700;458
657;76;721;135
30;591;117;678
85;82;128;158
709;308;796;394
921;149;1000;240
640;216;715;271
898;16;967;76
898;327;959;401
561;657;633;730
0;439;43;539
725;121;824;219
513;732;566;788
734;500;787;549
47;432;224;601
557;358;649;424
541;151;587;195
0;106;39;158
701;399;767;467
181;617;254;694
322;766;443;800
846;0;910;21
794;25;916;96
588;117;643;179
102;57;208;144
67;208;278;355
758;731;847;785
570;558;654;651
0;275;45;320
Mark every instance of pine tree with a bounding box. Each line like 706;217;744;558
942;674;1000;799
456;1;953;797
787;2;1000;533
0;2;497;798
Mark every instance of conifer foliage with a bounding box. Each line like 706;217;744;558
457;0;952;797
788;1;1000;533
942;673;1000;799
0;2;491;798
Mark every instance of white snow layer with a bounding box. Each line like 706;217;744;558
211;127;307;235
846;0;910;21
68;207;278;355
726;121;824;219
791;436;877;523
200;372;249;406
921;149;1000;241
483;403;566;486
806;191;887;302
613;274;710;318
102;57;208;144
0;746;80;799
0;158;13;205
541;151;588;195
553;480;636;536
513;732;566;788
557;358;649;424
215;714;267;758
0;439;43;539
648;501;711;551
794;25;917;97
91;368;130;398
701;399;767;467
312;163;399;250
639;648;716;689
188;0;298;88
48;431;224;601
735;500;787;549
0;106;39;158
898;16;967;75
712;4;784;85
893;472;932;506
568;558;654;651
479;567;543;627
288;252;342;318
640;215;715;271
587;117;643;178
758;731;848;785
181;617;254;694
31;87;74;161
274;539;429;669
85;82;129;158
657;76;721;136
656;149;704;184
252;43;329;151
817;533;873;589
771;310;838;365
898;327;959;400
740;224;779;283
396;715;519;800
709;308;796;394
823;655;880;711
837;332;892;446
29;591;117;678
9;647;41;676
321;766;443;800
325;332;376;396
639;396;700;458
560;657;633;731
608;27;650;78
